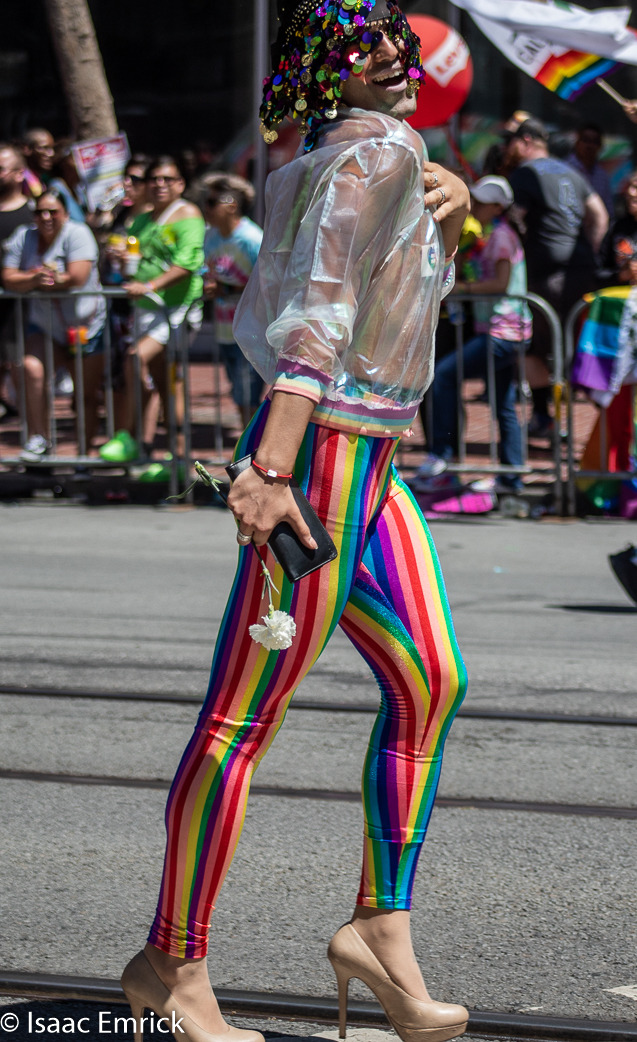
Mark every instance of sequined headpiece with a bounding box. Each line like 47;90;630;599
260;0;425;153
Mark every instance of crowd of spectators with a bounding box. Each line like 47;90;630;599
416;112;634;491
0;130;263;463
0;116;633;483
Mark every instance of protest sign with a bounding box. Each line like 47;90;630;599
71;132;130;212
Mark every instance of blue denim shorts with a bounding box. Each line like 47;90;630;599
27;323;105;356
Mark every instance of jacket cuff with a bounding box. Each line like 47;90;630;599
272;359;332;404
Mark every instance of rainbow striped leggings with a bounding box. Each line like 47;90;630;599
149;404;467;957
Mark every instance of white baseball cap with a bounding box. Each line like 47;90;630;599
469;176;514;208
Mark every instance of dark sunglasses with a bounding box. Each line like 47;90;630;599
125;173;144;184
35;208;64;217
147;175;180;185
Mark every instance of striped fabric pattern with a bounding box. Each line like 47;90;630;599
148;403;467;957
536;51;619;100
572;287;635;399
272;360;421;437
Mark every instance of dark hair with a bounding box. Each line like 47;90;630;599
145;155;186;182
125;154;151;177
23;127;53;148
578;123;603;141
205;174;254;216
35;188;68;213
482;143;506;177
511;117;548;143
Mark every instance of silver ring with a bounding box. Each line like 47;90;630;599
436;186;446;205
431;172;439;189
236;530;252;545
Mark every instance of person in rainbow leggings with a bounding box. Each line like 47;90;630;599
121;3;471;1042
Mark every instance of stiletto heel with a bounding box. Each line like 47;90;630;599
126;996;144;1042
333;964;350;1039
121;950;264;1042
328;924;468;1042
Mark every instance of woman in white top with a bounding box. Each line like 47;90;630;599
3;189;106;459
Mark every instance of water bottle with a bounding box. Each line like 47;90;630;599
124;236;141;276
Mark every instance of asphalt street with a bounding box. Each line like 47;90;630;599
1;503;636;1032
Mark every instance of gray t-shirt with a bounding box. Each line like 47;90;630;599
509;156;596;276
3;219;106;343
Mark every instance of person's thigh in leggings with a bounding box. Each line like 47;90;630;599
148;408;467;955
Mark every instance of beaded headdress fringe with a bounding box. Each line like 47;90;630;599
260;0;425;153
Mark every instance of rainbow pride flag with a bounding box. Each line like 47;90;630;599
451;0;637;102
535;50;619;100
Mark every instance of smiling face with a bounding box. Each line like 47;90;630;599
25;131;54;173
145;164;185;208
34;192;68;243
340;31;417;119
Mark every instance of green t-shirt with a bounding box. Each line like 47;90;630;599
130;209;205;309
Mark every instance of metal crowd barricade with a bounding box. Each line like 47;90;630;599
0;287;196;501
564;296;637;517
420;292;564;510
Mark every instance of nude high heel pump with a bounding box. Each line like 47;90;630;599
121;950;264;1042
327;924;468;1042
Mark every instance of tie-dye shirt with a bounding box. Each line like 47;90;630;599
204;217;263;343
463;218;533;343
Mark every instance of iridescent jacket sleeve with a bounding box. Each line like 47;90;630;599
265;136;423;403
234;111;448;427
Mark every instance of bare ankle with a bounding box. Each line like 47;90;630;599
349;911;430;1002
144;943;209;985
351;907;411;939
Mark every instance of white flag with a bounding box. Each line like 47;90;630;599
450;0;637;65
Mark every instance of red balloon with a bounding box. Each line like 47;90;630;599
407;14;473;130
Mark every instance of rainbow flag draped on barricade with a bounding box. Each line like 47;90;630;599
451;0;637;98
572;287;637;407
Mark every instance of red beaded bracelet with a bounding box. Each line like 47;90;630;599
252;460;293;480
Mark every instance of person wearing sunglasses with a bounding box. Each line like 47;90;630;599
2;189;107;460
99;155;205;463
203;174;264;429
101;157;152;282
116;156;153;232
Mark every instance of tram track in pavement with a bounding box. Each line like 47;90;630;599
1;767;636;819
2;685;637;728
0;968;636;1041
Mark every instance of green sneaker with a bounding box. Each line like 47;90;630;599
99;430;139;463
138;462;171;483
137;457;186;483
